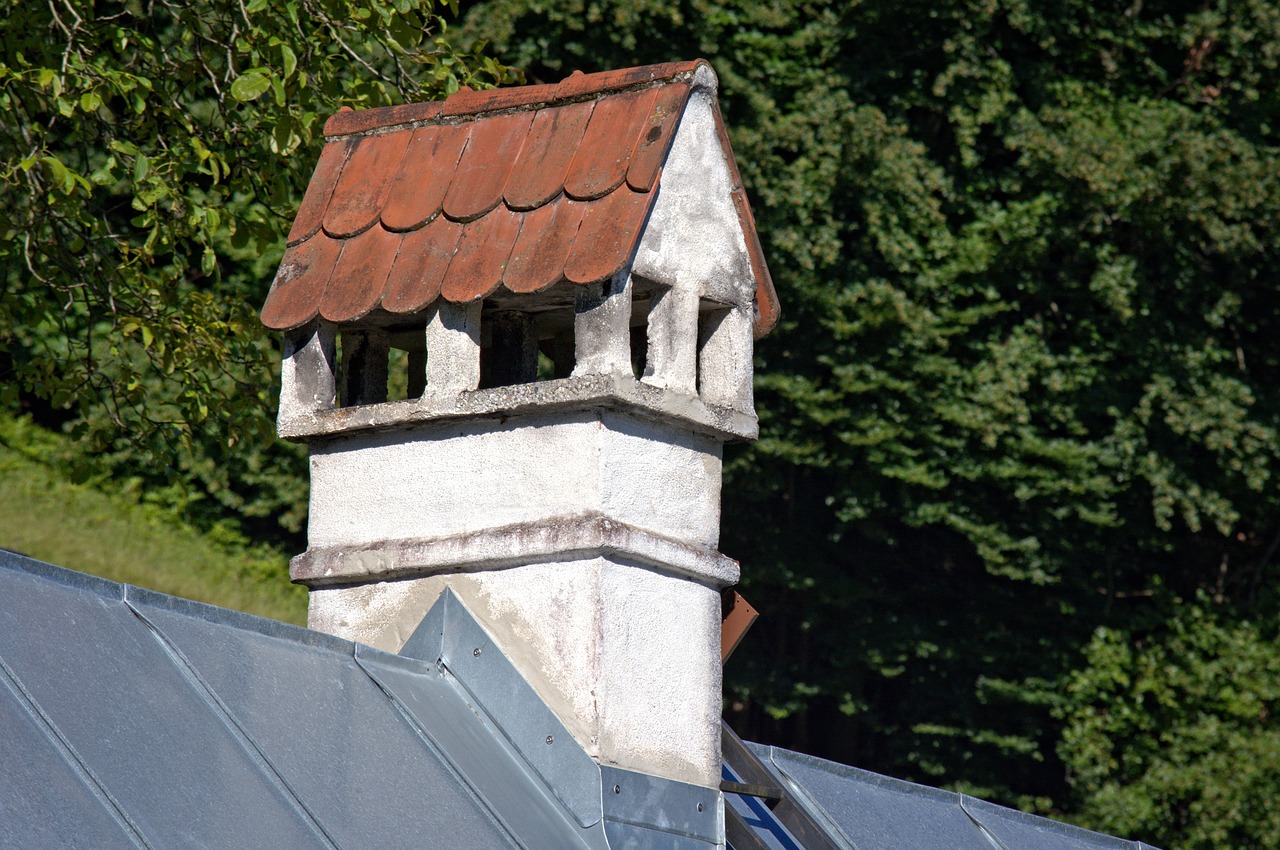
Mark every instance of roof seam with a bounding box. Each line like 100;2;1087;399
351;650;535;849
760;748;861;850
959;795;1014;850
122;592;345;850
324;70;706;140
0;652;154;850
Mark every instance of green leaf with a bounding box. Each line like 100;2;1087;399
280;44;297;80
229;69;272;102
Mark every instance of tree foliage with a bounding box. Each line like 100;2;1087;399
458;0;1280;839
0;0;514;539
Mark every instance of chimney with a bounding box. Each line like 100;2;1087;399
262;60;778;790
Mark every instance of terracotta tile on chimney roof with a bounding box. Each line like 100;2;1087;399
563;87;659;201
287;137;356;246
322;132;411;239
503;199;586;294
503;101;594;211
440;207;523;303
381;124;471;233
262;60;780;335
382;216;464;315
442;111;534;222
626;83;691;193
564;186;656;284
262;233;343;330
318;224;401;323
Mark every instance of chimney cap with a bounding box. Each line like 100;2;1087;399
260;60;779;338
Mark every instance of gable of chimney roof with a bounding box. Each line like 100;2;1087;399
260;59;779;338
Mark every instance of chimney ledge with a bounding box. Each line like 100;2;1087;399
278;373;757;444
290;512;741;589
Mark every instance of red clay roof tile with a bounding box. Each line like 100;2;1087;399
261;233;344;331
380;123;470;232
625;83;690;193
441;111;533;222
381;216;463;315
318;225;401;323
503;101;594;211
563;185;657;284
262;60;780;336
563;87;659;201
503;198;586;294
322;132;412;239
287;137;356;246
440;206;523;303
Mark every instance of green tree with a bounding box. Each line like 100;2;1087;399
0;0;514;541
458;0;1280;835
1060;597;1280;848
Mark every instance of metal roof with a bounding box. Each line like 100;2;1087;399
724;741;1164;850
1;549;1160;850
0;549;718;850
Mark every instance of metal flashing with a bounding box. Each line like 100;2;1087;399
600;765;721;844
354;645;607;850
401;589;604;827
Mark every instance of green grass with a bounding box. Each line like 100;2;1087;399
0;419;307;625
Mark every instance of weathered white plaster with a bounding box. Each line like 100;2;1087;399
278;322;336;433
424;301;481;393
631;87;755;309
306;553;723;787
306;409;723;551
573;272;634;379
290;513;740;588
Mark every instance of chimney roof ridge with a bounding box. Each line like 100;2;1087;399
322;59;711;139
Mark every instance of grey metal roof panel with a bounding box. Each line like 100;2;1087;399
745;743;1162;850
962;797;1163;850
0;550;582;850
0;559;331;849
128;589;521;850
0;670;139;850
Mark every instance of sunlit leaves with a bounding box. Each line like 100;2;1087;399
0;0;516;543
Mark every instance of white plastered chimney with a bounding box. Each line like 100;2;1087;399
265;61;777;790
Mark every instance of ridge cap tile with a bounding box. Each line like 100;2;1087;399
554;59;706;101
443;82;559;117
325;100;444;137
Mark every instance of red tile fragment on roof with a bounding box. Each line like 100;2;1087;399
263;60;780;337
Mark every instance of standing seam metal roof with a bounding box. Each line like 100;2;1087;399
0;551;550;849
1;550;1162;850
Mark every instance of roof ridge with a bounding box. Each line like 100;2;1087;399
324;59;711;138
